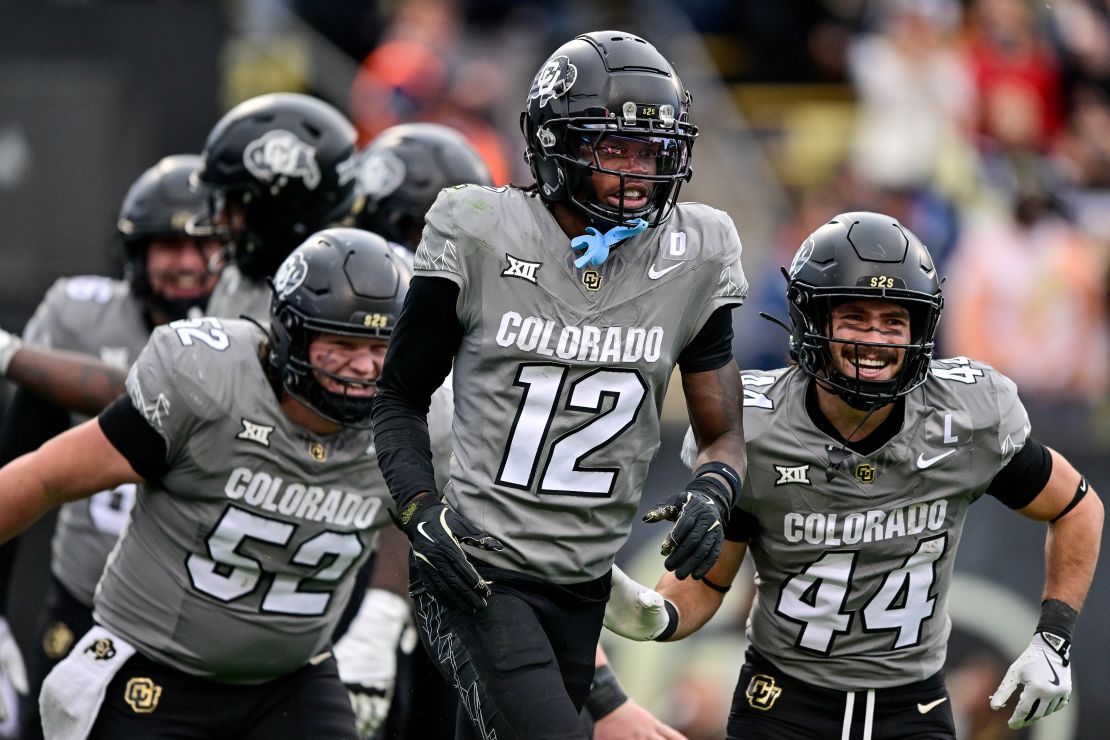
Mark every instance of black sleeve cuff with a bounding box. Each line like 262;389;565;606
677;306;734;374
98;395;168;481
986;437;1052;509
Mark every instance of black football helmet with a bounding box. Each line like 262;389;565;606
786;212;944;410
192;93;360;281
117;154;215;322
355;122;493;249
520;30;697;228
268;227;410;426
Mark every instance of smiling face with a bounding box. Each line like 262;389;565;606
307;333;389;398
826;298;912;383
145;235;222;304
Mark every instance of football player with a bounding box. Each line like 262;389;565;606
351;119;675;739
371;30;749;738
0;228;453;739
604;212;1103;739
195;92;362;322
0;154;221;739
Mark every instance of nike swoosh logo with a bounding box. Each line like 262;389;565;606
917;697;948;714
1041;650;1061;686
417;521;435;543
648;263;682;280
916;449;956;468
308;650;332;665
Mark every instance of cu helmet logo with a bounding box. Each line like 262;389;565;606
358;149;406;200
243;130;322;190
273;251;309;299
789;238;814;278
528;55;577;108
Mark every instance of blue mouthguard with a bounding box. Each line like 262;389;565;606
570;218;649;269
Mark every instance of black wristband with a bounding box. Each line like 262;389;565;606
1037;598;1079;643
584;663;628;721
700;576;731;594
694;461;742;507
653;600;680;642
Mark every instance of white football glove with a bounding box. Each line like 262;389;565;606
603;565;677;642
0;329;21;376
989;631;1072;729
0;617;28;730
333;589;415;739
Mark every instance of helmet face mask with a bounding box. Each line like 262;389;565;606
786;212;944;410
267;228;410;427
193;93;360;280
521;31;697;228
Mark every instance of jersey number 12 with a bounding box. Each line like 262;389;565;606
495;363;648;497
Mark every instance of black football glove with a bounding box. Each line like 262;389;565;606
642;476;730;580
397;495;503;613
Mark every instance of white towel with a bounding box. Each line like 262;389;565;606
39;626;136;740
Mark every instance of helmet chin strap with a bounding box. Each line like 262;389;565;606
833;382;892;412
569;218;648;268
821;387;886;482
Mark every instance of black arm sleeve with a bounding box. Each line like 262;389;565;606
677;306;734;374
986;436;1053;509
371;276;463;509
97;394;169;481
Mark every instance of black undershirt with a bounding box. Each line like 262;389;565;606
804;380;906;456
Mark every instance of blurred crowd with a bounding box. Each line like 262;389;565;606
729;0;1110;422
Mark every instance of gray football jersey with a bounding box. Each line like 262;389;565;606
22;276;150;605
415;185;747;583
94;318;453;683
681;358;1030;689
206;264;271;323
